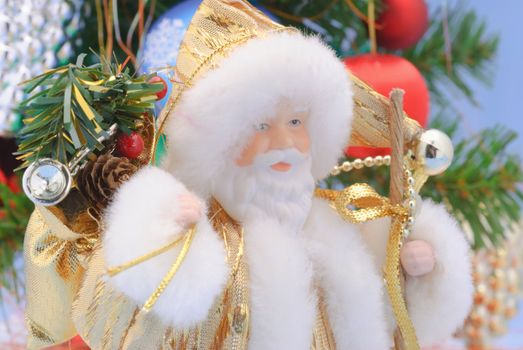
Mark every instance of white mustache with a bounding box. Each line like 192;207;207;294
253;149;308;169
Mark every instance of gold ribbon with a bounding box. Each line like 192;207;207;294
316;183;420;350
316;183;409;223
107;225;197;312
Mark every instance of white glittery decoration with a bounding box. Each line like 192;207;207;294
0;0;82;135
141;18;187;72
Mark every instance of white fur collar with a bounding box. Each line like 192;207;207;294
304;198;391;350
243;218;317;349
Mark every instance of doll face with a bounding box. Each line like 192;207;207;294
235;99;310;172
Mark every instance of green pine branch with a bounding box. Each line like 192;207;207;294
422;119;523;250
402;3;499;105
15;54;163;169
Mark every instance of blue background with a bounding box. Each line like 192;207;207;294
434;0;523;153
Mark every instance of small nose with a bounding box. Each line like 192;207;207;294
269;125;293;150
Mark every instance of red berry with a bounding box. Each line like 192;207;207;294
149;76;168;100
117;132;144;159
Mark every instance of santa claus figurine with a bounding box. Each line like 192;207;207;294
59;0;473;349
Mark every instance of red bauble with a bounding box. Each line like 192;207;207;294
149;76;168;100
116;132;144;159
376;0;428;50
344;53;430;158
0;168;6;185
69;335;90;349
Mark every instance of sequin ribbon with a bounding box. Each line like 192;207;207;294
316;183;408;223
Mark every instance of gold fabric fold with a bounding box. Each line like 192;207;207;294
24;208;86;349
312;293;336;350
349;75;423;148
24;189;100;349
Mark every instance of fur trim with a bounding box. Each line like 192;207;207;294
358;200;473;346
404;200;473;345
102;167;229;328
244;218;317;349
304;198;390;350
163;31;353;196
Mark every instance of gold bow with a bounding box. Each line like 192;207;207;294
316;183;409;224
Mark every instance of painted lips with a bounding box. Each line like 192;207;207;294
271;162;292;172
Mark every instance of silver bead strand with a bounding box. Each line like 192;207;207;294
403;166;417;238
330;154;393;176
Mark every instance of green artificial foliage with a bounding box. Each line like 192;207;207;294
402;3;499;105
423;119;523;250
16;54;163;170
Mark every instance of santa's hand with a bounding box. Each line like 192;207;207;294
400;240;435;277
176;193;205;228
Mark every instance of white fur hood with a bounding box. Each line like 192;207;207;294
162;31;353;195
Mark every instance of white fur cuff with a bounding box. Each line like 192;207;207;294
102;166;229;328
406;200;473;346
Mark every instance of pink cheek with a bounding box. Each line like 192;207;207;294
300;139;310;153
235;134;270;166
294;129;310;153
235;150;255;167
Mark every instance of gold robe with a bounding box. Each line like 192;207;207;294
24;199;335;349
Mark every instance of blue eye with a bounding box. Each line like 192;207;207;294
289;119;302;127
256;123;270;131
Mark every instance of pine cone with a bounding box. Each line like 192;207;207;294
77;154;138;207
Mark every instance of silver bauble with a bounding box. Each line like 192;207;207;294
416;129;454;176
22;158;72;206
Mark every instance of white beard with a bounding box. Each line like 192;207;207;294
210;150;318;349
211;150;315;232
